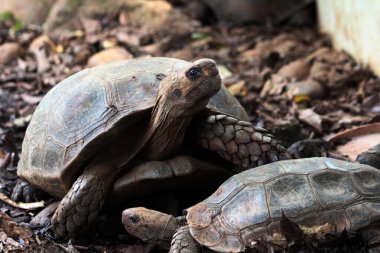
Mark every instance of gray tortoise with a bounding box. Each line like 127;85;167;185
17;57;287;238
123;157;380;252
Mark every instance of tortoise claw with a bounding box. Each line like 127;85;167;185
11;179;44;203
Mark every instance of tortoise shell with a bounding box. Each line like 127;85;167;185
187;157;380;252
18;57;248;198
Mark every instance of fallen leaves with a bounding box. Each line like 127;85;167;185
328;123;380;161
0;211;34;251
298;108;323;133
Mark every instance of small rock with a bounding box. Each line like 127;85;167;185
0;43;22;65
287;79;325;99
356;144;380;169
288;139;330;159
278;58;312;81
87;47;133;67
119;0;197;35
0;0;54;25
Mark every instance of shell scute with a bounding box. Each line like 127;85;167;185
324;208;351;231
190;222;223;249
236;161;285;184
309;170;359;208
277;157;327;174
202;176;245;205
210;234;243;253
220;184;268;231
363;202;380;223
350;167;380;196
43;137;64;176
346;203;372;230
323;157;361;171
49;74;109;146
265;174;318;218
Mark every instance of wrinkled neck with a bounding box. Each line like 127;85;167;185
143;98;192;160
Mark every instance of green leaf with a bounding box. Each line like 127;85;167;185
0;11;14;21
10;19;24;32
191;32;209;40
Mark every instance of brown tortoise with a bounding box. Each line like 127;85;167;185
17;57;287;238
123;157;380;252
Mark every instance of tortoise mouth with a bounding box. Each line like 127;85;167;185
195;74;221;103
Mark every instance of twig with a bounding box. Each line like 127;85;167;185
0;192;44;210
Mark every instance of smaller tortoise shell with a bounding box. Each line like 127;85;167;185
187;157;380;252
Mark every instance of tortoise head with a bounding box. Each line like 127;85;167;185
156;58;221;117
122;207;177;245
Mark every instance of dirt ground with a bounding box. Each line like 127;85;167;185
0;1;380;252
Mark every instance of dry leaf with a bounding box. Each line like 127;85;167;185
0;211;34;251
280;210;304;243
298;108;323;132
20;94;43;104
328;123;380;160
227;81;248;96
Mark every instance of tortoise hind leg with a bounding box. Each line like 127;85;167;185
52;164;117;238
196;113;290;169
170;226;202;253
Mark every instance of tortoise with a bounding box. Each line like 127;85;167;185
17;57;287;238
123;157;380;252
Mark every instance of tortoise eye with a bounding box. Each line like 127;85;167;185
186;67;202;80
129;215;140;224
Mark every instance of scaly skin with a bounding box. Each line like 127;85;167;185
199;114;289;169
170;226;202;253
52;164;117;238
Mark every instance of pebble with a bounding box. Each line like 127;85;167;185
87;47;133;67
0;43;22;65
286;79;325;99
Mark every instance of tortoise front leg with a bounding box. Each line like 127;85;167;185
52;164;117;238
170;226;202;253
198;114;289;169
